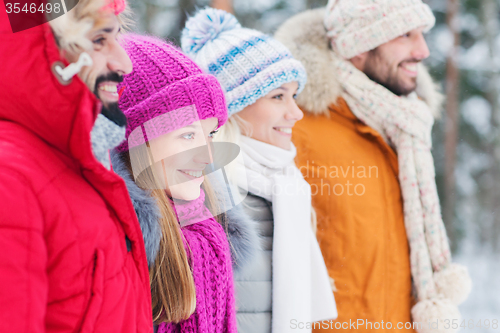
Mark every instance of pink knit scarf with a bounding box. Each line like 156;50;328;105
170;189;214;227
158;189;237;333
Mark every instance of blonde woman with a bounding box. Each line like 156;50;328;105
182;8;337;333
111;34;259;333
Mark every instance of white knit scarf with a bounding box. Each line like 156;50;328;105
235;136;337;332
334;56;471;332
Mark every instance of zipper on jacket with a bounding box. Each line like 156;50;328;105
125;236;132;252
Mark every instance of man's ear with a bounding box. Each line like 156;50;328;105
349;52;368;71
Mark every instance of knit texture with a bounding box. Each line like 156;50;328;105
158;189;237;333
90;113;126;169
181;8;307;116
116;34;227;152
324;0;435;59
171;189;214;227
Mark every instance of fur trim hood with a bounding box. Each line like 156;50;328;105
49;0;106;53
110;150;162;267
110;150;260;273
220;203;262;275
49;0;130;54
274;8;444;118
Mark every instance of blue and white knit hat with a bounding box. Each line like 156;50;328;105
181;8;307;116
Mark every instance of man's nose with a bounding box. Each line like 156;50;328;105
411;31;430;60
107;40;133;75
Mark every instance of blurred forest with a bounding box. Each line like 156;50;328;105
126;0;500;324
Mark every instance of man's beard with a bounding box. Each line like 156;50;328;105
100;102;127;127
94;72;127;127
362;48;418;97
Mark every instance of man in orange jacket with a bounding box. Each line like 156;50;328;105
275;1;471;332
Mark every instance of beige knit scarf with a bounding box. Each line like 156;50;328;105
334;55;471;333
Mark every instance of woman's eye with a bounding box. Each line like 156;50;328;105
182;133;195;140
93;37;105;46
293;94;298;99
272;94;284;100
209;130;219;138
402;33;410;38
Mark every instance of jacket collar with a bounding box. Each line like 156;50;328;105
325;98;400;177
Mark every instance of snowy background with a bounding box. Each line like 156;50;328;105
126;0;500;329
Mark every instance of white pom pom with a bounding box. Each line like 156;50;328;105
411;298;461;333
181;7;241;56
434;263;472;305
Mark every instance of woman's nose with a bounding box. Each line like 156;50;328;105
285;100;304;121
193;143;214;165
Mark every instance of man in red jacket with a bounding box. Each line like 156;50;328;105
0;0;153;332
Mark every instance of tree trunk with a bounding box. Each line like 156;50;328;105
211;0;233;13
144;0;155;34
482;0;500;251
178;0;197;34
306;0;328;9
443;0;460;251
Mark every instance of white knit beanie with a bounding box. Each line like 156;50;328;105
324;0;436;59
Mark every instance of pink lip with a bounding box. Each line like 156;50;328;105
273;127;293;137
99;91;119;103
177;170;204;181
399;64;418;77
98;81;118;88
97;81;119;103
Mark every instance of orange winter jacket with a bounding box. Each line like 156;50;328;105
293;99;415;332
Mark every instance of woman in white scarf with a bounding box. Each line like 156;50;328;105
181;7;337;333
221;86;338;332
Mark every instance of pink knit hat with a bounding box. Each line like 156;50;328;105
116;34;228;152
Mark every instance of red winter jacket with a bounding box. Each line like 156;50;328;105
0;7;153;333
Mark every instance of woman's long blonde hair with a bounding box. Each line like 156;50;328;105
118;142;227;324
117;146;196;324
